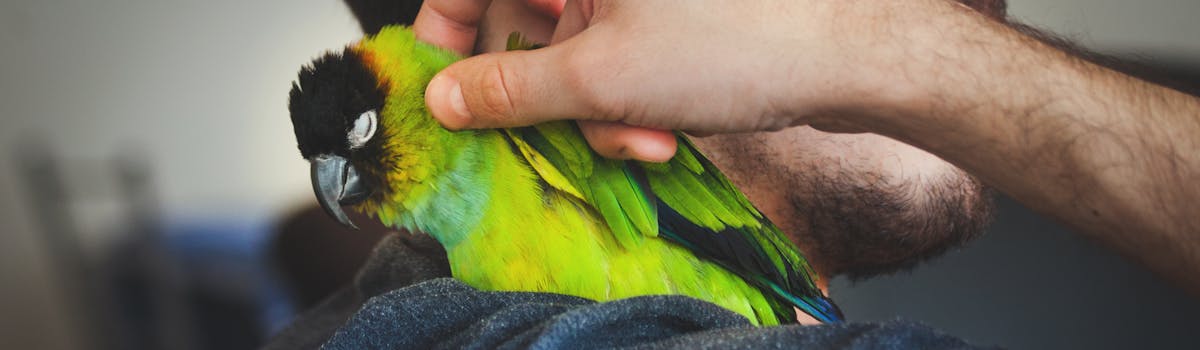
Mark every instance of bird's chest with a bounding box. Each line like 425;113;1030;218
443;191;619;296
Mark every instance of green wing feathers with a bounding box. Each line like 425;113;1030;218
501;32;841;323
506;32;546;51
504;123;842;323
644;136;842;323
505;126;658;248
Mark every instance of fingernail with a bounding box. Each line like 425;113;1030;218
632;140;677;163
627;130;678;163
427;75;471;129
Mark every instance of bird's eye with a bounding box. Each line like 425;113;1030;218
347;110;377;149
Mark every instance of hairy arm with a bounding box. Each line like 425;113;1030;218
420;0;1200;293
851;0;1200;293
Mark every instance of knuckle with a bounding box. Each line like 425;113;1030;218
473;61;519;122
558;48;619;120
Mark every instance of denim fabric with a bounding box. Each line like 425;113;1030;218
266;233;989;350
323;278;985;350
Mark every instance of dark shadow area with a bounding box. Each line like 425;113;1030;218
834;195;1200;349
270;205;391;311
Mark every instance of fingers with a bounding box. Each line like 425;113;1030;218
424;46;680;162
525;0;566;18
413;0;494;55
419;0;677;162
550;0;591;44
426;44;591;130
578;121;678;162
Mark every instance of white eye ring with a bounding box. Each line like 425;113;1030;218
348;110;377;149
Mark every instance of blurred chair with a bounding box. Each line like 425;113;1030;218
17;145;195;350
16;145;290;350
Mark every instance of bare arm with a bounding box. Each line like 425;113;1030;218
850;0;1200;293
423;0;1200;293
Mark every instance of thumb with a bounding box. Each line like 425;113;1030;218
425;46;592;130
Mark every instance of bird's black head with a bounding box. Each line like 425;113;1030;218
289;48;387;229
289;48;386;158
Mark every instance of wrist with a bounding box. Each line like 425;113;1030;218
769;0;955;134
835;0;1036;147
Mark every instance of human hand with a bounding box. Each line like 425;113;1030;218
423;0;904;161
412;0;563;56
415;0;681;162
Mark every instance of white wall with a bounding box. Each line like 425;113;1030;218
1008;0;1200;57
0;0;361;221
0;1;360;348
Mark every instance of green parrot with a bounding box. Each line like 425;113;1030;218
287;25;842;325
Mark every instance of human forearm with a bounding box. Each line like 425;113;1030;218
854;0;1200;292
418;0;1200;291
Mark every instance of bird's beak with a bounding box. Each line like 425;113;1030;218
310;154;372;229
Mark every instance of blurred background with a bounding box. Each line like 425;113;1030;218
0;0;1196;349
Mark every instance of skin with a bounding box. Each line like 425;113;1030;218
419;0;1200;295
416;0;992;281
